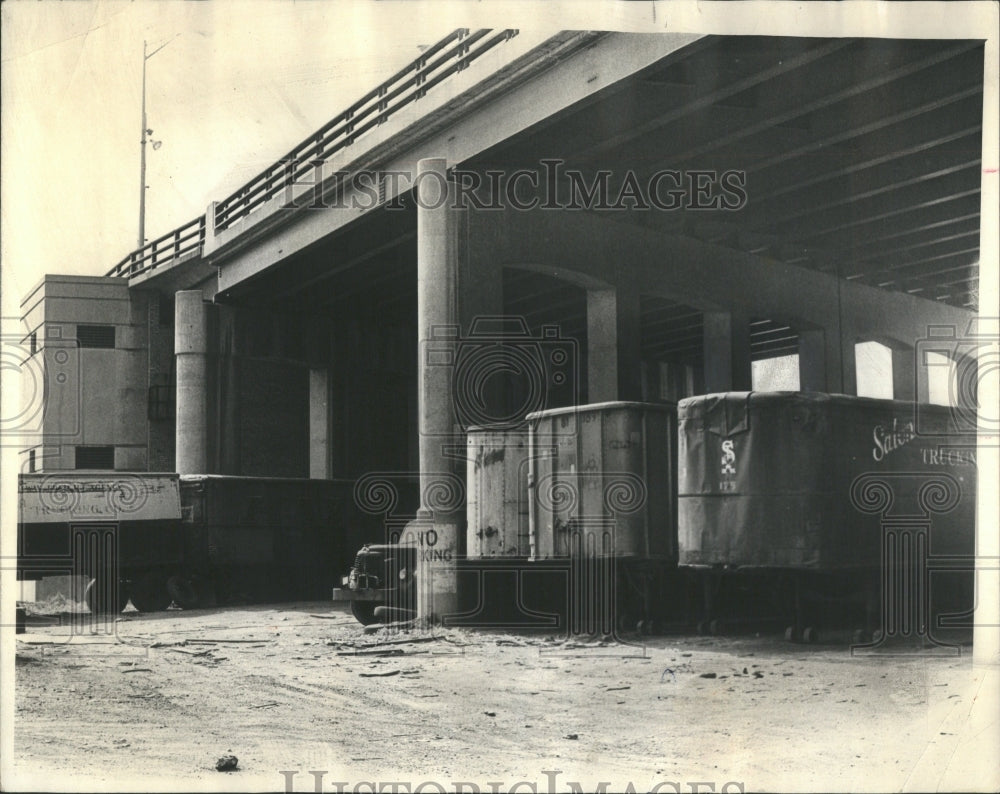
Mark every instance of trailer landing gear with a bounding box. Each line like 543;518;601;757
167;574;203;610
84;575;128;615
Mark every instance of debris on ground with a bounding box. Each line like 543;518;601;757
24;593;89;615
168;647;213;657
337;648;406;657
363;620;417;634
187;638;267;644
12;602;981;791
215;755;238;771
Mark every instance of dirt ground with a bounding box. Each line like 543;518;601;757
7;601;999;793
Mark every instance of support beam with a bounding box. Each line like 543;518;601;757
459;219;505;427
703;311;752;392
798;329;828;392
588;290;618;402
839;334;858;396
309;368;330;479
798;326;858;394
175;291;209;475
587;285;643;403
412;157;461;623
890;345;927;402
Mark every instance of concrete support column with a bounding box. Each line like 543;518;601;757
951;350;978;413
798;329;826;392
690;361;705;395
459;213;504;425
891;345;921;402
309;368;330;479
587;290;618;403
703;311;752;393
412;157;461;623
175;291;209;475
838;330;858;396
586;285;643;403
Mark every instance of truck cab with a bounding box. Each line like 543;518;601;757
332;543;417;625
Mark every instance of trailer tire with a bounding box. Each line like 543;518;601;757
351;600;379;626
129;571;172;613
167;575;202;610
85;576;128;615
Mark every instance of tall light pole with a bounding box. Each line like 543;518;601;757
138;36;178;249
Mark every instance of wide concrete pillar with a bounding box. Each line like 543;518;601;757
703;311;752;393
890;345;926;402
309;368;330;479
798;329;827;392
587;285;643;402
798;325;860;395
839;331;858;396
175;291;209;475
459;214;504;426
411;157;461;623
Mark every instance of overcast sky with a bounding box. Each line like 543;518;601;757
3;0;696;319
0;1;480;314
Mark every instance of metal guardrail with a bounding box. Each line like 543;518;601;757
106;216;206;278
105;27;519;278
213;28;518;231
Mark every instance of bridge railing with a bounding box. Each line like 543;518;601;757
105;27;519;279
212;27;519;232
106;216;206;278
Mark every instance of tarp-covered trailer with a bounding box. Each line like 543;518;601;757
18;473;386;614
527;401;686;632
677;392;977;643
17;472;183;613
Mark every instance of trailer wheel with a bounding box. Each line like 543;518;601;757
129;571;172;613
616;611;636;634
85;576;128;615
351;600;379;626
167;574;202;610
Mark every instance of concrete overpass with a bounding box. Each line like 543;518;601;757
25;29;989;643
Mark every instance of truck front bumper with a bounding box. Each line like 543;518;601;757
332;587;392;603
